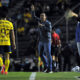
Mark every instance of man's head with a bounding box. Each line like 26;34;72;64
40;13;47;22
0;6;8;19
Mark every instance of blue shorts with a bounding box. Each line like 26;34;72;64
0;46;12;54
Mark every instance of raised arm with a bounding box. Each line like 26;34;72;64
31;5;41;21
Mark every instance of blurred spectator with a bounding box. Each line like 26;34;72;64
23;8;32;23
56;0;71;13
55;28;61;36
61;43;73;71
1;0;10;7
0;0;2;7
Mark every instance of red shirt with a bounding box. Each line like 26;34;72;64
52;32;60;45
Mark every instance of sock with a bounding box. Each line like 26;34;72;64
5;59;10;72
0;57;3;67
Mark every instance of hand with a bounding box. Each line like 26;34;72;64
31;5;35;11
12;44;16;50
38;22;44;27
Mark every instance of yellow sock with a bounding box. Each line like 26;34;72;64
0;57;3;67
5;59;10;72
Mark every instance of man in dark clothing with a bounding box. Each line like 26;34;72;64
31;5;52;73
51;30;61;71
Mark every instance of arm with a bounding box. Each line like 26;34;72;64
56;34;61;47
58;40;61;47
51;33;54;45
76;23;79;42
11;30;16;49
42;22;52;32
31;5;41;21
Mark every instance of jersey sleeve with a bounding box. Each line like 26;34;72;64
10;22;14;30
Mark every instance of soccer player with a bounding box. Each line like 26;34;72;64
0;6;16;75
31;5;52;73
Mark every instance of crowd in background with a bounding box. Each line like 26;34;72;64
0;0;80;72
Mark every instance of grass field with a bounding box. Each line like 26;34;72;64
0;72;80;80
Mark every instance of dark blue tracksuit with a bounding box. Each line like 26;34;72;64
76;21;80;56
32;11;52;71
76;22;80;42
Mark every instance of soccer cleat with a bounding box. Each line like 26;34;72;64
1;65;5;74
1;70;4;74
4;72;8;75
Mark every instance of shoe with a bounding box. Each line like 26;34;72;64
49;71;53;73
4;72;8;75
46;69;53;73
1;65;5;74
44;68;53;73
44;68;48;73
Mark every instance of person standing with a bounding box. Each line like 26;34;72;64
51;30;61;71
76;11;80;57
0;6;16;75
31;5;52;73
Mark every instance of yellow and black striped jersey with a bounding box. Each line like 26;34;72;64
0;20;13;46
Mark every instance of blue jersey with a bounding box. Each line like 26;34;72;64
76;22;80;42
32;11;52;42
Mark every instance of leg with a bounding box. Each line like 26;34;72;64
0;54;5;74
77;42;80;56
0;54;3;67
0;46;4;67
58;54;62;71
5;53;10;73
55;47;59;71
55;56;59;70
38;41;48;68
44;41;52;71
52;46;56;71
0;46;5;74
4;46;12;74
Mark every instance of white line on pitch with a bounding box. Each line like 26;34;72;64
74;76;80;80
29;72;36;80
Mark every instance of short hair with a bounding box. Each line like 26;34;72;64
0;6;8;18
40;13;46;17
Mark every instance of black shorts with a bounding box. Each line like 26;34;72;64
51;46;59;57
0;46;12;54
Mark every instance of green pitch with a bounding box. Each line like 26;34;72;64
0;72;80;80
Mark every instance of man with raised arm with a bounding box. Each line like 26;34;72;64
31;5;52;73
